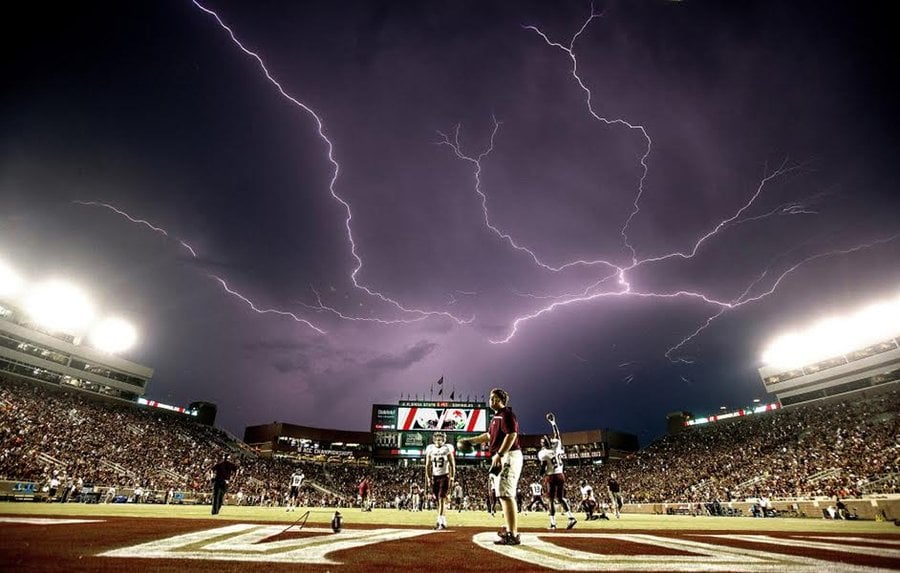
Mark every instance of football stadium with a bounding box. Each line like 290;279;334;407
1;259;899;571
6;1;900;571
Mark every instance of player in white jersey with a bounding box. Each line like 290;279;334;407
287;470;304;512
538;412;577;529
579;480;600;520
526;480;546;512
425;431;456;529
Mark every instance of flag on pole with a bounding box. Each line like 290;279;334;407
449;390;455;400
438;387;443;396
437;376;444;386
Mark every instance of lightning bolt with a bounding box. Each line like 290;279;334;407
298;286;430;325
524;5;652;264
437;119;620;273
476;7;899;353
212;276;326;333
72;201;168;238
664;233;900;362
72;200;326;334
191;0;471;327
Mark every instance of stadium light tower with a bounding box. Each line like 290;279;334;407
23;279;95;334
0;260;24;299
88;317;138;354
762;291;900;370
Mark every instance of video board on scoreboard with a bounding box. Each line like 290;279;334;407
371;401;490;459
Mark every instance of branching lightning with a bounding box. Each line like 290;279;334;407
664;232;900;361
437;120;620;273
191;0;471;327
299;286;430;325
437;5;900;358
524;5;652;264
72;4;894;365
72;200;327;334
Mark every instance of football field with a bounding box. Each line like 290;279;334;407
1;502;898;571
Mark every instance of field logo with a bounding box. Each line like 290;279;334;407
100;524;434;564
474;532;898;571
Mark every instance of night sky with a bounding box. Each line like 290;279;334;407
3;1;899;444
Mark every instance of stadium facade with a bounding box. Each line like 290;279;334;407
244;398;639;466
0;304;152;401
758;338;900;407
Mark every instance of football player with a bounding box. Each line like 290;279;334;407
287;470;304;512
580;480;599;521
425;431;456;529
538;412;577;530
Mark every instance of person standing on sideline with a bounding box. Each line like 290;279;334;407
452;481;464;513
607;472;623;519
538;412;578;530
425;431;456;529
287;470;305;512
458;387;523;546
358;476;372;511
210;453;238;515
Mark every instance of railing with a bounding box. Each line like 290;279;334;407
36;452;66;469
99;459;133;478
734;475;761;492
806;467;840;483
859;471;900;494
305;479;346;501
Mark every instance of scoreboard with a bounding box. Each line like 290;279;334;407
371;400;490;460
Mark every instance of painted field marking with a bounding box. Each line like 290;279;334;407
705;534;900;559
473;532;896;572
803;536;900;547
100;524;435;564
0;518;105;525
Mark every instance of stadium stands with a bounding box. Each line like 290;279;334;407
1;375;897;513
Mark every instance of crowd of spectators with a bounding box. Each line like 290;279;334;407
1;375;897;511
589;389;900;504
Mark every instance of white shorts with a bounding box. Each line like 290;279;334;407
494;450;523;499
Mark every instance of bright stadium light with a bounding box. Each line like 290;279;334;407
805;317;847;362
762;290;900;369
761;332;805;369
24;280;95;333
0;260;24;299
88;317;138;353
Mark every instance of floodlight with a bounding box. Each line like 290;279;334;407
0;261;24;299
761;332;805;369
24;280;95;333
88;317;138;353
763;290;900;369
805;317;847;363
849;300;900;347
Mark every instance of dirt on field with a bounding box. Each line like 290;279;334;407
1;516;899;572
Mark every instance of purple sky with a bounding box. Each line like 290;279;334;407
3;0;899;444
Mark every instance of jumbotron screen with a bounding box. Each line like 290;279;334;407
371;401;490;459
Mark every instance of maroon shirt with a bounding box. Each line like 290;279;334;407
487;406;521;455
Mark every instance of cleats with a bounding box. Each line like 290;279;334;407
494;532;521;546
567;518;577;530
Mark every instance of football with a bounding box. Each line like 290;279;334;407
456;439;474;454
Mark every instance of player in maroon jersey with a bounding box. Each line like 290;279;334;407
457;388;523;546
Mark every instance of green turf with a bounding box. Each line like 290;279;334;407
2;502;897;534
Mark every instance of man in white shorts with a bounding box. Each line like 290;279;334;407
458;387;523;546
